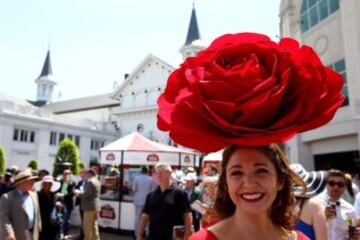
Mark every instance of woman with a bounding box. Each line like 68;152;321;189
37;175;61;240
191;144;308;240
156;32;344;240
198;176;221;228
291;164;328;240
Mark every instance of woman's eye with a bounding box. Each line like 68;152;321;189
256;168;269;174
230;171;242;176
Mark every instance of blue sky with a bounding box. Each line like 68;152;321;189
0;0;281;101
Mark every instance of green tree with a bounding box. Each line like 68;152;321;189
0;146;6;175
53;138;80;176
28;159;39;171
78;161;85;170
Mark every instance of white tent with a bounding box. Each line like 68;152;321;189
203;149;223;162
100;132;200;167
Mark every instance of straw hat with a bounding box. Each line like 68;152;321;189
290;163;327;198
13;170;38;186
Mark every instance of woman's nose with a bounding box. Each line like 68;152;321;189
242;173;257;187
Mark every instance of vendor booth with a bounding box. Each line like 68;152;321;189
97;132;200;231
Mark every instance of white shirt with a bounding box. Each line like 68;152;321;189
353;192;360;216
318;191;357;240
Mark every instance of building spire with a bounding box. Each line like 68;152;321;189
184;3;201;46
40;50;53;77
179;3;205;60
35;49;56;103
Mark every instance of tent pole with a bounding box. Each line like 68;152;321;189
118;150;124;230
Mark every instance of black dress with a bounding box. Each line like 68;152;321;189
38;190;58;240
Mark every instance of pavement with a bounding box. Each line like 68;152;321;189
69;227;133;240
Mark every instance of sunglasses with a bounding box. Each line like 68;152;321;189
327;180;346;188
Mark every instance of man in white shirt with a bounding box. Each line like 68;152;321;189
318;169;359;240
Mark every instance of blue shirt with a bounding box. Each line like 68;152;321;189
295;219;315;240
16;188;35;229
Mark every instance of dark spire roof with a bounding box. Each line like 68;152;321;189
184;5;201;45
39;50;53;77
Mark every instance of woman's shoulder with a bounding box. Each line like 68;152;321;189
190;229;219;240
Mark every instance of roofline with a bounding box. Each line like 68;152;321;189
110;54;175;99
0;111;120;136
53;103;119;114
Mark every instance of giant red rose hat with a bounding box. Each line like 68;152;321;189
157;32;344;153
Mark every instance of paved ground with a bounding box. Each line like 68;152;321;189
69;227;133;240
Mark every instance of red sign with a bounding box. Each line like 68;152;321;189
106;153;115;161
146;153;159;162
100;205;116;219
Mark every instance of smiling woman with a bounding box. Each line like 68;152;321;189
190;144;308;240
157;31;345;240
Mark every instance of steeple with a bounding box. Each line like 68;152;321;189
35;50;56;103
179;3;205;60
40;50;53;77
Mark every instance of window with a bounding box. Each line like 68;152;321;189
13;129;18;141
67;134;73;140
30;131;35;143
91;139;105;150
13;128;35;143
329;59;349;106
301;0;340;33
50;131;80;147
75;135;80;147
50;131;57;145
59;133;65;143
20;130;28;142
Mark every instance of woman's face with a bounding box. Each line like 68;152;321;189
42;182;52;193
226;148;282;216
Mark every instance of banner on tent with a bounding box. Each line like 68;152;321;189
100;151;122;164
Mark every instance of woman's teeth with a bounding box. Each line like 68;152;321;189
240;193;263;200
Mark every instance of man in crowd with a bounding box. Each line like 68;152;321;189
319;169;360;239
183;173;201;232
137;162;192;240
132;166;157;239
75;169;87;240
206;165;218;177
55;169;76;238
75;168;100;240
0;169;42;240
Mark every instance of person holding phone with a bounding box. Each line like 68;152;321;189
318;169;360;240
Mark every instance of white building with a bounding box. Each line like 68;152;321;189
0;51;119;171
0;5;204;171
110;5;204;145
280;0;360;171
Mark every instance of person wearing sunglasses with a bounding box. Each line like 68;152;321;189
318;169;359;240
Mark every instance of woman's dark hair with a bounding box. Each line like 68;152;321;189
214;144;306;231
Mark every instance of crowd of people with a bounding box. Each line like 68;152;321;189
132;150;360;240
0;166;100;240
2;156;360;240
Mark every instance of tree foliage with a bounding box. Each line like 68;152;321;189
0;146;6;175
28;159;39;171
53;139;80;176
78;161;85;170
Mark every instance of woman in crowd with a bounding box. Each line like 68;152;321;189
191;144;308;240
291;164;328;240
37;175;61;240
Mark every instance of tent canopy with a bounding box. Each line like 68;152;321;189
203;149;223;161
100;132;195;154
100;132;199;166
